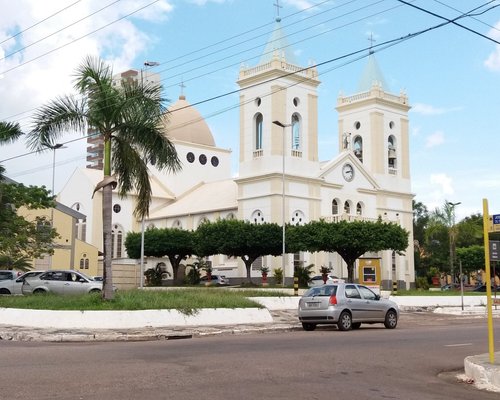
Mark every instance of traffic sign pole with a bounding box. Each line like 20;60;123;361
482;199;495;364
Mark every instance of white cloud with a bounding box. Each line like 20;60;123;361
411;103;463;116
485;22;500;71
283;0;317;10
425;131;445;148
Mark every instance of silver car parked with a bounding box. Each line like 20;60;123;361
0;271;45;295
298;283;399;331
22;270;103;295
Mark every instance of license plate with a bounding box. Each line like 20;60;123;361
306;302;320;308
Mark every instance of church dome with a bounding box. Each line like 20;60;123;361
161;95;215;147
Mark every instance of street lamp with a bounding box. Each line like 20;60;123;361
273;120;290;287
139;61;159;289
447;201;461;284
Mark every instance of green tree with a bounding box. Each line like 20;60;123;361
125;227;194;284
456;245;485;276
291;219;408;283
413;200;429;275
195;219;283;284
0;181;56;261
28;56;180;299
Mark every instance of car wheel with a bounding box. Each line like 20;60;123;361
337;311;352;331
384;310;398;329
33;289;47;294
302;323;316;331
351;322;361;330
89;289;101;294
0;288;11;295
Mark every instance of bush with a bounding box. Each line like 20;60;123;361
415;276;430;290
144;263;170;286
294;263;314;288
273;267;283;285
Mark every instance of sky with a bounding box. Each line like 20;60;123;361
1;0;499;222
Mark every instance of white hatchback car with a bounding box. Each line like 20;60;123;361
308;275;345;287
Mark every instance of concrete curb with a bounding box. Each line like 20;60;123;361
464;353;500;393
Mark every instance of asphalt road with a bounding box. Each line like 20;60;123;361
1;312;499;400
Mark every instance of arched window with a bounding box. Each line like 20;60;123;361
344;201;351;214
332;199;339;215
388;135;397;170
255;113;263;150
356;202;363;215
226;213;235;220
291;113;301;150
111;224;124;258
172;220;182;229
198;216;209;228
353;136;363;162
251;209;265;224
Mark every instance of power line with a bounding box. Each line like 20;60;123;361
0;0;82;46
0;0;162;76
0;0;122;62
397;0;500;45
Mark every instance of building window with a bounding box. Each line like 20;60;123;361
226;213;235;220
291;113;301;150
353;135;363;162
186;152;195;163
255;113;263;150
293;97;300;107
172;220;182;229
356;202;363;215
344;201;351;214
113;204;121;213
211;156;219;167
251;210;265;224
354;121;361;130
291;210;305;225
388;135;397;170
255;97;261;107
199;154;207;165
332;199;339;215
112;225;123;259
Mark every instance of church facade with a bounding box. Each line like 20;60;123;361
58;19;415;289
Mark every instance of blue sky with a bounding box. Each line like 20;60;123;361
1;0;499;221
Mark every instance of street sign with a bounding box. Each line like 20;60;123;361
494;214;500;224
491;241;500;261
489;214;500;232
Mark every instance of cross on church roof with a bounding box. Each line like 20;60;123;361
274;0;282;21
368;33;376;55
179;81;186;97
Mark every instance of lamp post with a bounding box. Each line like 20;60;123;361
45;143;67;270
447;201;461;284
272;120;290;287
139;61;159;289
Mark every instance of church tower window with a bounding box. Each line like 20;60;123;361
344;201;351;214
291;113;301;151
251;210;265;224
353;135;363;162
388;135;397;172
255;113;263;151
356;202;363;215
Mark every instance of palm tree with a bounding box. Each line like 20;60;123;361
0;121;24;181
27;56;181;300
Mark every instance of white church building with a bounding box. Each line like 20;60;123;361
58;18;415;289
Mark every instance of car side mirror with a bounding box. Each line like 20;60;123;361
375;294;380;300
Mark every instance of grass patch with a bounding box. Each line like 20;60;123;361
0;288;289;312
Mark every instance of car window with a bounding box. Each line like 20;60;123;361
0;271;13;280
305;286;336;297
345;285;361;299
41;271;64;281
358;285;377;300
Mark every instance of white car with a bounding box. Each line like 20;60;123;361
0;271;45;295
308;275;345;287
22;270;103;295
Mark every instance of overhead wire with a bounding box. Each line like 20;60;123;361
0;0;122;62
2;1;493;168
0;0;82;46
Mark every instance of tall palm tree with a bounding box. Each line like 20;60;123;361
27;56;181;300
